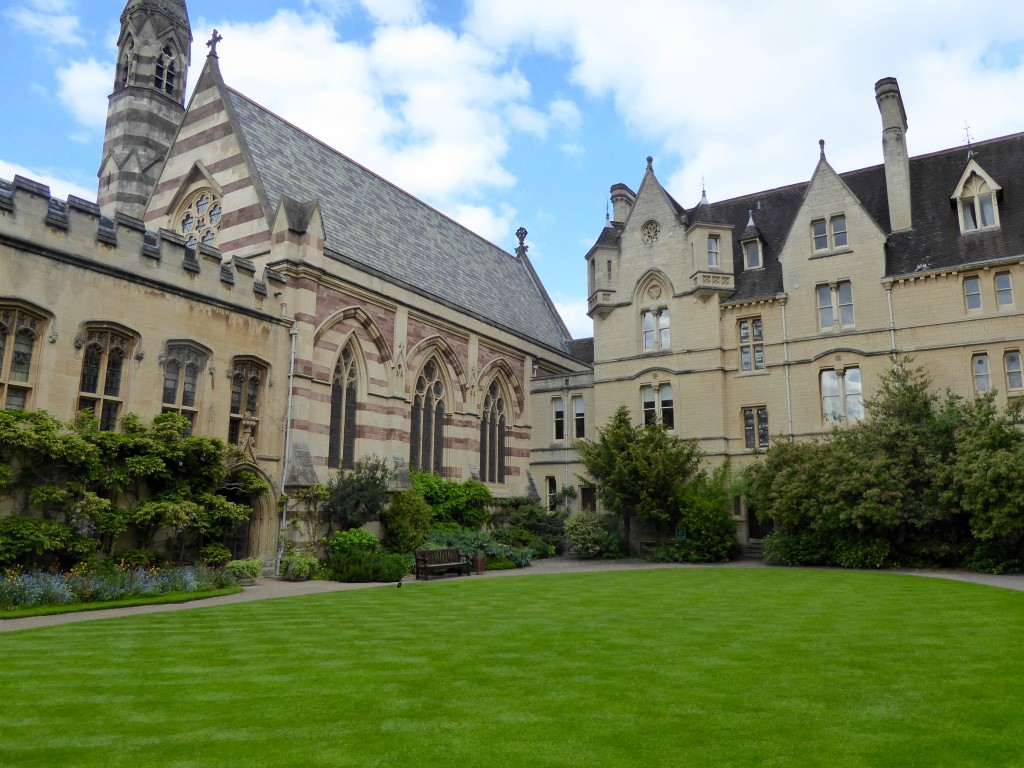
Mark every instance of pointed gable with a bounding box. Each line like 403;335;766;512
223;90;572;353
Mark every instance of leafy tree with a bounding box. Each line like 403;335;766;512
575;406;706;551
379;489;432;553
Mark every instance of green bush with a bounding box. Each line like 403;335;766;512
115;548;166;569
327;528;381;555
411;472;492;528
379;490;432;552
833;538;891;569
224;558;263;580
496;502;567;555
198;542;232;567
762;530;833;566
564;510;621;559
421;527;533;567
485;556;516;571
0;515;98;570
280;553;318;581
327;550;408;583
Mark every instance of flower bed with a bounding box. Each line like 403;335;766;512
0;565;235;611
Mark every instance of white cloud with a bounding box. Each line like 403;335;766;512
202;9;543;211
7;0;83;46
360;0;425;26
466;0;1024;204
56;59;110;131
448;202;517;247
0;160;95;202
551;293;592;340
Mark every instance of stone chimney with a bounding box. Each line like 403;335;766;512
609;183;636;224
875;77;912;232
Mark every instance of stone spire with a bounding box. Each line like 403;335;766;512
97;0;193;218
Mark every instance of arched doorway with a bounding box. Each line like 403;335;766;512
222;462;278;566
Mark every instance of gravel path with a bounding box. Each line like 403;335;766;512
2;557;1021;634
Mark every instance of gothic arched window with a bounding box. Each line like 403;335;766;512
78;328;132;431
409;359;445;474
228;359;266;447
177;190;223;250
162;343;208;431
0;306;44;411
117;37;135;90
154;43;177;97
479;380;507;484
328;344;359;470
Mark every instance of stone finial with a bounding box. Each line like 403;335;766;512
819;139;826;158
646;156;654;171
516;227;528;246
207;29;223;57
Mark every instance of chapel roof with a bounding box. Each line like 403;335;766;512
222;87;574;355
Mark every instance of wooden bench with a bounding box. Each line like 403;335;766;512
414;547;472;580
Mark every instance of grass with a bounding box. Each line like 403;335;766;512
0;586;242;619
0;568;1021;767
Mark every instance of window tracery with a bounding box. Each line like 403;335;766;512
479;380;507;484
0;306;44;410
161;343;208;430
410;359;445;474
329;344;359;470
177;190;223;250
78;328;132;431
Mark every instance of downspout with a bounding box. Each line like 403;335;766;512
884;281;897;357
277;325;299;574
563;379;570;512
778;294;794;439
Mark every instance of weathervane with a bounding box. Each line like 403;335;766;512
964;121;975;159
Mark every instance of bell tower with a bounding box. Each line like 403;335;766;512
97;0;192;218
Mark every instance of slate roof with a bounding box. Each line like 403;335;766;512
663;130;1024;304
223;88;573;355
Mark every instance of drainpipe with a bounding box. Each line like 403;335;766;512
884;282;897;357
563;379;570;512
777;294;794;439
277;325;299;574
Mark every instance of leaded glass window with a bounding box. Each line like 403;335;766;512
228;359;265;448
0;307;43;411
78;328;132;431
329;344;359;470
161;344;207;431
410;359;445;474
177;190;223;250
480;380;507;484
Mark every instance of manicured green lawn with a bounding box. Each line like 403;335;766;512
0;569;1021;767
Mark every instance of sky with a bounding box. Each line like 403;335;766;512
3;1;1024;339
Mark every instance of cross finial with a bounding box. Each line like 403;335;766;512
207;29;223;58
516;227;528;246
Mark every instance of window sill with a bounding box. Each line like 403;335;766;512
959;225;1000;236
810;246;853;260
737;369;769;377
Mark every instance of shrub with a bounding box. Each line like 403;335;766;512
833;538;891;569
0;515;97;570
496;502;567;555
280;554;318;581
224;558;263;580
762;530;833;566
323;456;392;531
116;548;166;569
421;527;533;567
198;543;232;567
485;556;516;571
327;550;408;583
564;510;620;559
411;472;492;528
327;528;381;555
379;490;432;552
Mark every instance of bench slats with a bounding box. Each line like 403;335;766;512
414;547;472;580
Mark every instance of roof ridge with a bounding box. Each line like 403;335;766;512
224;86;520;260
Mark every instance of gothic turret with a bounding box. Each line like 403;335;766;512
97;0;193;218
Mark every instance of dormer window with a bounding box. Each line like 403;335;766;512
744;240;761;270
953;166;1001;234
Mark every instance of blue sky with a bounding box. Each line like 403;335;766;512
4;0;1024;339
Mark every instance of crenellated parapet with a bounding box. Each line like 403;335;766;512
0;176;286;312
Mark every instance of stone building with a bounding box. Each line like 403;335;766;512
1;0;585;565
560;77;1024;544
2;0;1022;559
